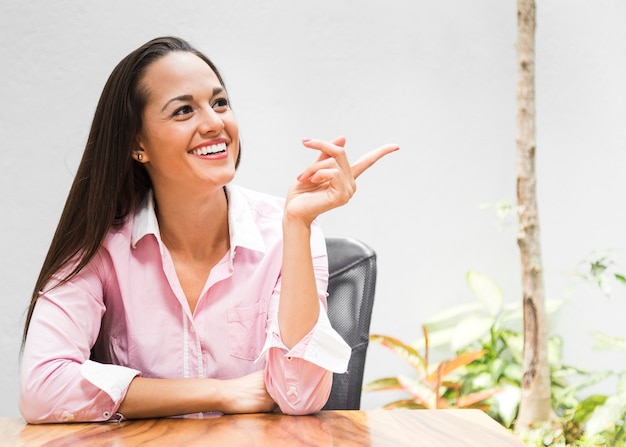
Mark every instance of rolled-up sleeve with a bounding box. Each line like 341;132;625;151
19;255;140;424
257;226;352;415
259;301;351;415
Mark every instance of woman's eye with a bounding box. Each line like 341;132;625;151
212;98;229;110
173;105;193;116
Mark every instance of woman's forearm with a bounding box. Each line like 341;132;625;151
118;376;222;419
278;215;321;349
118;371;275;419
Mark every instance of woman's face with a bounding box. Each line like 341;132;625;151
136;51;239;196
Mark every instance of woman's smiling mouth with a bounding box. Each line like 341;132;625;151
189;142;227;156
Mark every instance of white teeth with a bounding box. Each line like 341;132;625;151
191;142;227;156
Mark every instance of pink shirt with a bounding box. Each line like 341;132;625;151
19;185;351;423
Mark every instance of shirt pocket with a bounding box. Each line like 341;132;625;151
227;301;268;361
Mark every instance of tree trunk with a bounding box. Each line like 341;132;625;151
514;0;553;433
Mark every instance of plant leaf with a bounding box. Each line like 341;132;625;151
591;332;626;351
466;271;503;316
456;388;501;409
369;334;426;375
423;302;485;332
615;273;626;285
491;384;521;428
382;399;427;410
547;335;564;367
450;315;494;351
362;377;403;393
426;350;487;383
497;301;523;326
397;375;437;409
500;331;524;364
560;371;612;402
572;394;608;425
585;393;626;437
617;372;626;398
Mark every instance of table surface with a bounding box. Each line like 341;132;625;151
0;409;525;447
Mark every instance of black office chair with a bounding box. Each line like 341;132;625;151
322;237;377;410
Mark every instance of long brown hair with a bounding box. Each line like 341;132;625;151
22;36;231;346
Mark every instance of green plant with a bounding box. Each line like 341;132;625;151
568;251;626;297
412;271;569;427
364;328;500;410
365;271;623;444
580;333;626;444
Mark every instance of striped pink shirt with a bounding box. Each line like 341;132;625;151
20;184;351;423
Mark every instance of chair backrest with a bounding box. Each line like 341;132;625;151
322;237;377;410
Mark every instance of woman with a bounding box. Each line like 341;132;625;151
19;36;398;423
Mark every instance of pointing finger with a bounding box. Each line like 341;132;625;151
351;144;399;179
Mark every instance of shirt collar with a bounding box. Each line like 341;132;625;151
130;185;267;256
225;184;267;256
131;191;160;248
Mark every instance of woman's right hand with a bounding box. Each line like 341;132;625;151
285;136;399;226
219;370;277;414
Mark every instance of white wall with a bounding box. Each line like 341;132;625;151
1;0;625;416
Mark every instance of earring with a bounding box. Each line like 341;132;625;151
137;153;143;161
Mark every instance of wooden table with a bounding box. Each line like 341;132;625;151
0;409;525;446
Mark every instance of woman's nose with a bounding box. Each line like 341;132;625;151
198;108;224;135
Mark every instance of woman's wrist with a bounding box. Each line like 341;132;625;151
282;211;313;235
203;378;228;412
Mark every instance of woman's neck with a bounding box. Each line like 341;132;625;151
154;186;230;260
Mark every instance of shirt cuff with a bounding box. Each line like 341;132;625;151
256;301;352;373
80;360;141;403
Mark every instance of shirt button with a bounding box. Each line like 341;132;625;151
287;386;298;398
286;356;293;361
103;411;111;419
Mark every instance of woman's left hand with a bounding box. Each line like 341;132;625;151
285;136;399;225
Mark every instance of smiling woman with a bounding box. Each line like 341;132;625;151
18;36;398;424
136;52;239;201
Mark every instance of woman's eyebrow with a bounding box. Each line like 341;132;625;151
161;95;193;112
161;87;226;112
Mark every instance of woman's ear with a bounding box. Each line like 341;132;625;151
132;149;147;163
133;136;148;163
